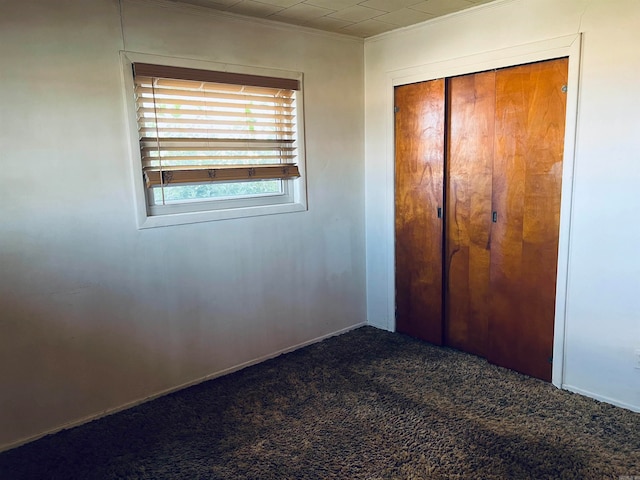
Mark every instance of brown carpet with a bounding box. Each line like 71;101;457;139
1;326;638;479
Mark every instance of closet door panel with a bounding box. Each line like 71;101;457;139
395;80;445;344
445;71;495;357
489;58;568;381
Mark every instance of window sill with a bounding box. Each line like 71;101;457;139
137;201;307;229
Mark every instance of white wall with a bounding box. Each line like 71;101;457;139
0;0;365;449
364;0;640;411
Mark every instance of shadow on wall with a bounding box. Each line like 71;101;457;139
1;280;176;448
0;240;250;450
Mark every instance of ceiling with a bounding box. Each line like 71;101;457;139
172;0;495;38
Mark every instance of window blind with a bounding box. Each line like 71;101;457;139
132;63;301;189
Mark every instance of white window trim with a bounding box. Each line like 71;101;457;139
120;51;308;228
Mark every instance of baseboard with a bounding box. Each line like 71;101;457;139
0;322;366;453
562;384;640;413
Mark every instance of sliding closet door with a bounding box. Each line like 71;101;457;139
445;71;496;357
489;58;569;381
395;80;445;344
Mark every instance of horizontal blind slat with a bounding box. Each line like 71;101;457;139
142;154;296;165
148;79;294;97
140;137;294;146
136;102;294;117
139;127;296;136
144;164;300;187
141;149;295;157
137;115;295;124
135;90;293;106
142;155;296;162
134;86;295;104
135;98;295;114
138;115;295;127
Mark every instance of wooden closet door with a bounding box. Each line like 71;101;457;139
489;58;569;381
445;71;495;357
395;80;445;344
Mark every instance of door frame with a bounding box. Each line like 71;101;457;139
386;34;582;388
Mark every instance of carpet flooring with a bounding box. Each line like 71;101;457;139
1;326;638;479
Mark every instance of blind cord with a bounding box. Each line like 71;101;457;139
150;79;166;205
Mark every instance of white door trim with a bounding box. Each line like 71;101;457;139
384;33;583;388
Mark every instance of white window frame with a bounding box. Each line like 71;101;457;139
120;51;307;228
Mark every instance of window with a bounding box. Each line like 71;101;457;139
122;54;306;228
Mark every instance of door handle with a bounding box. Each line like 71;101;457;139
492;211;498;223
437;207;442;219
